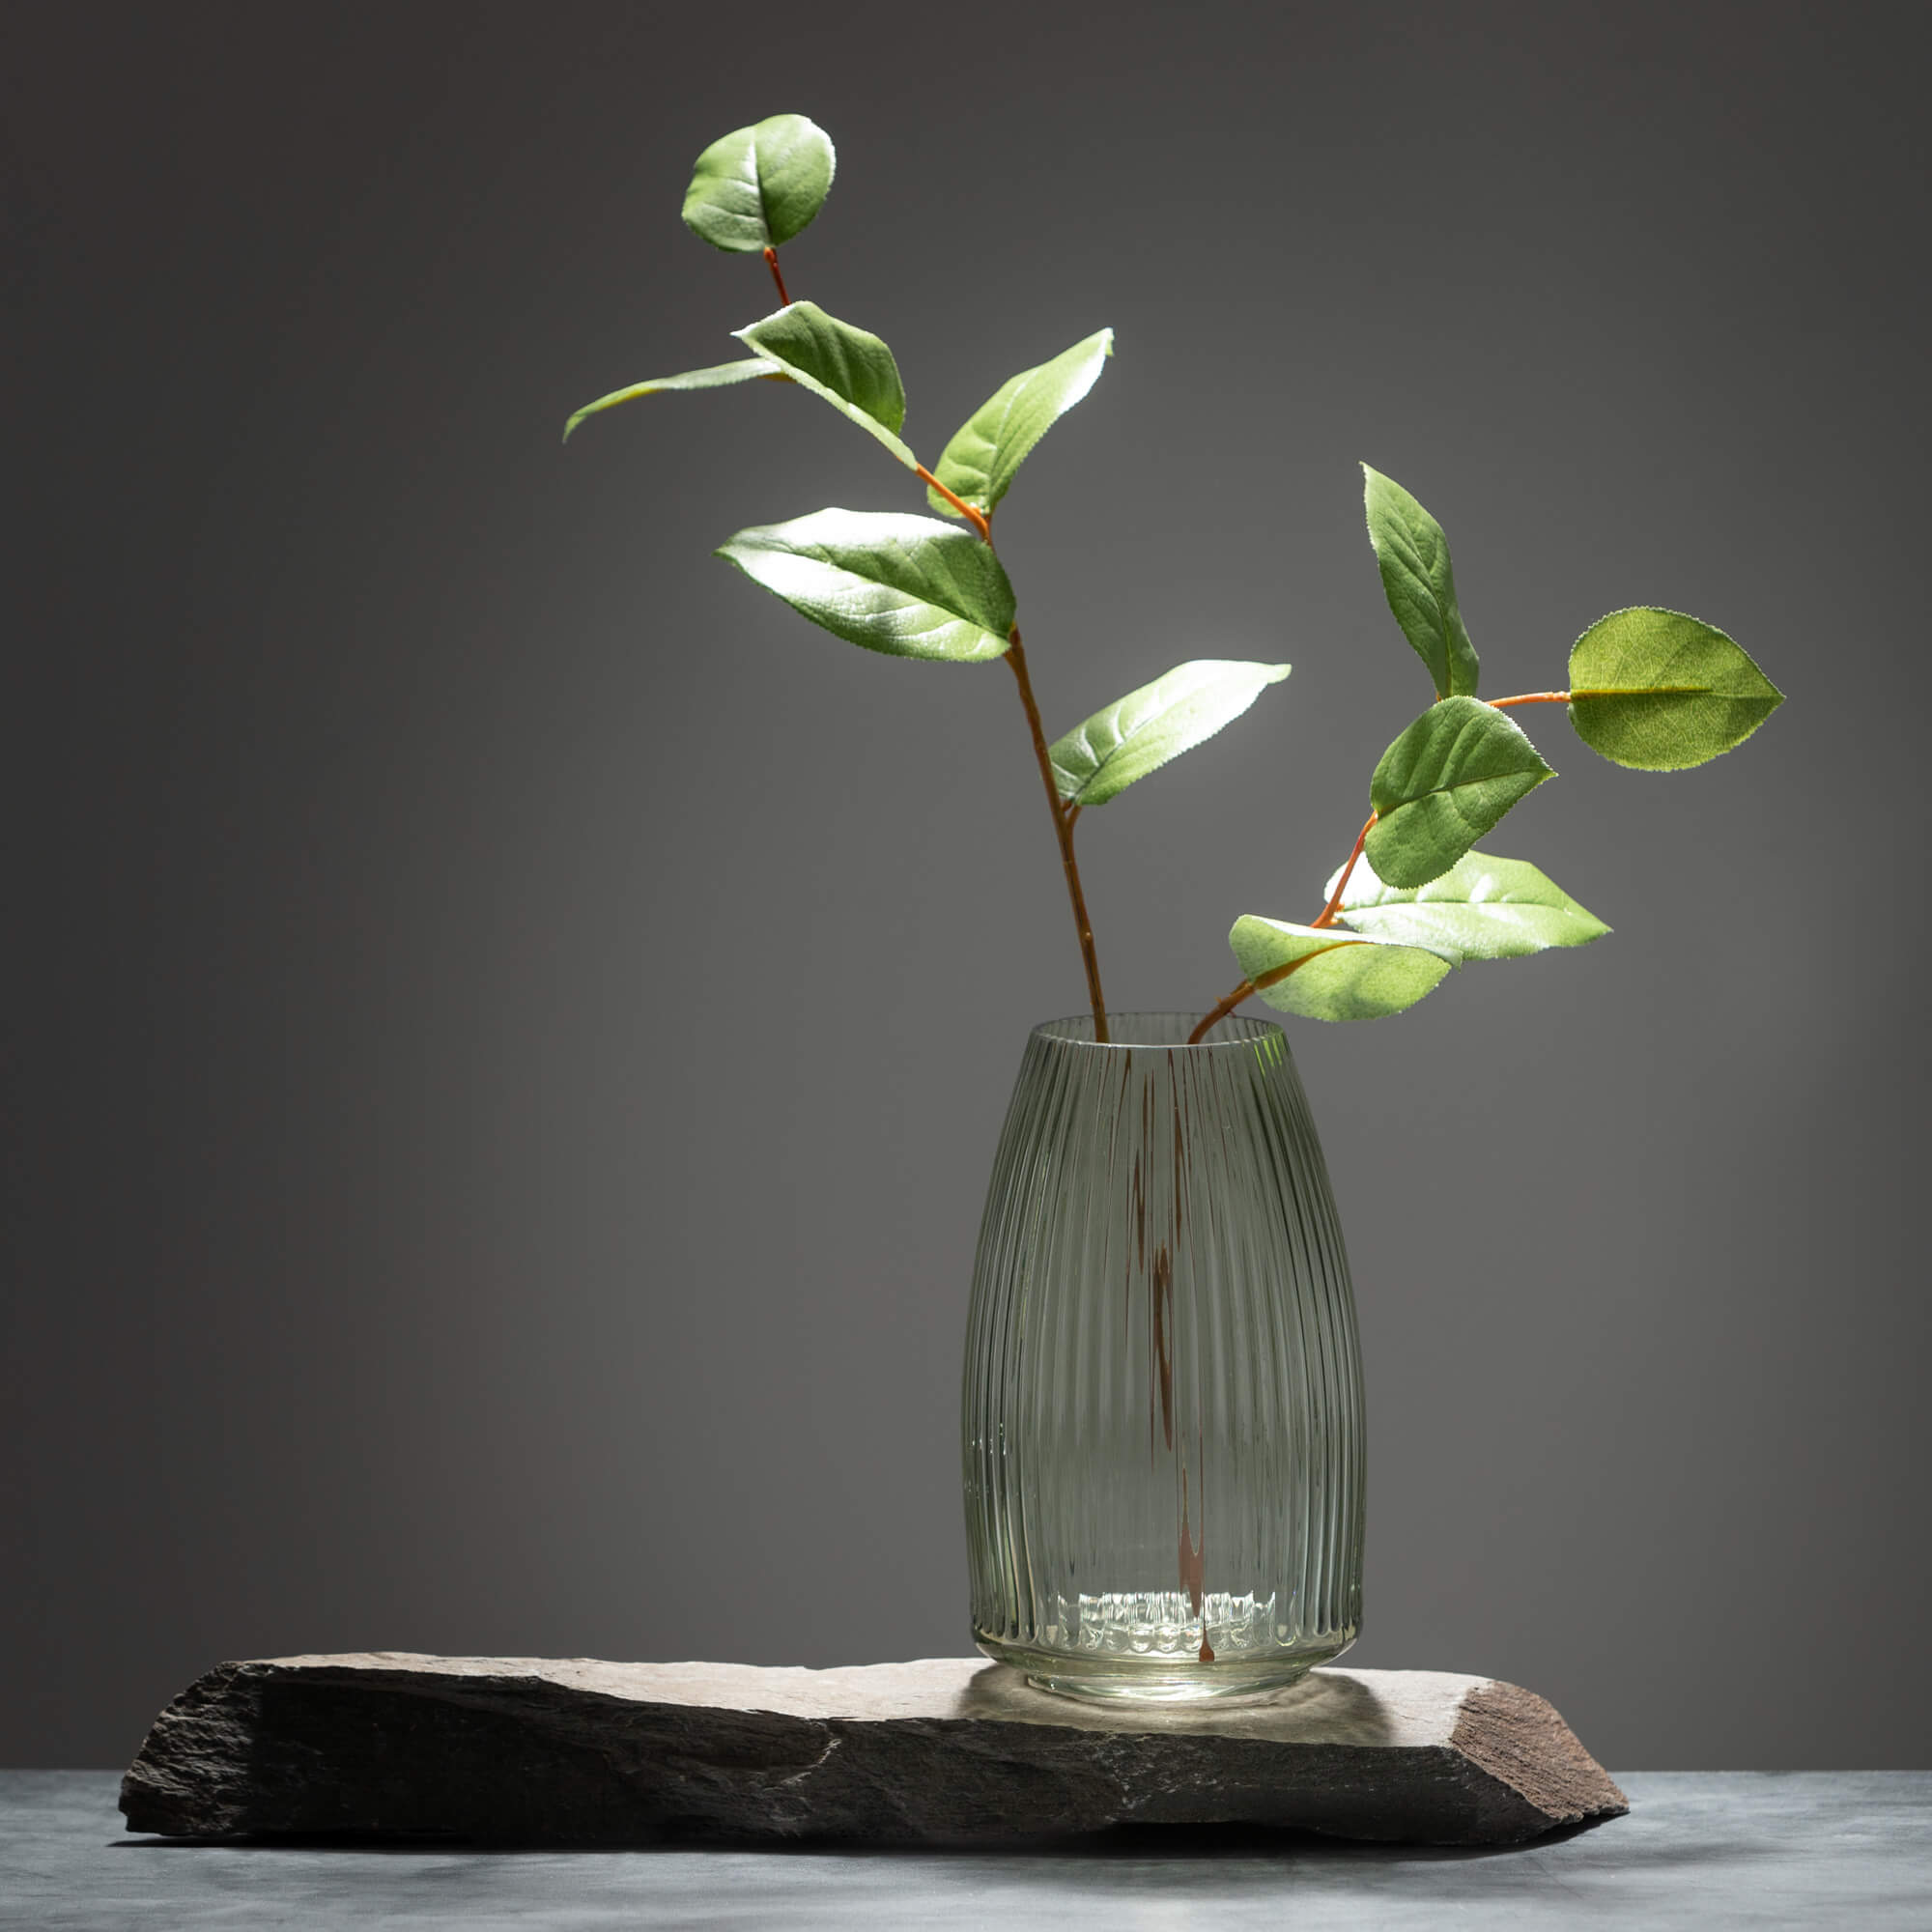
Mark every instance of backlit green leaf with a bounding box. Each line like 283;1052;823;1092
1365;696;1553;889
734;302;916;469
681;113;836;254
1362;466;1481;698
1049;660;1290;808
1229;917;1458;1022
715;509;1014;663
1327;850;1609;958
1568;608;1783;770
929;328;1113;520
561;357;781;442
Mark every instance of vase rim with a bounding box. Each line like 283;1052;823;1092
1031;1011;1285;1052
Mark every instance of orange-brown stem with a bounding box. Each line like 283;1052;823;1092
1311;810;1378;929
1007;627;1108;1040
1487;690;1571;711
1188;807;1379;1044
762;246;791;306
1185;940;1356;1045
915;464;991;542
1188;980;1256;1045
759;322;1085;1026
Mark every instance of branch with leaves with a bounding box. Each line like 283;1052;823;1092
564;113;1785;1044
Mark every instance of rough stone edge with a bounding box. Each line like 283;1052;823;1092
120;1662;256;1838
1450;1679;1630;1824
120;1658;1628;1847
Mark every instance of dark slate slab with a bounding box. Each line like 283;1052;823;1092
120;1654;1628;1848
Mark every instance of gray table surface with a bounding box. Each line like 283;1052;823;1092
5;1771;1929;1929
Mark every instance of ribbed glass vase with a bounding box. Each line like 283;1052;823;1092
962;1012;1365;1701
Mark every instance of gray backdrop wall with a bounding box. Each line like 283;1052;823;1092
8;0;1927;1771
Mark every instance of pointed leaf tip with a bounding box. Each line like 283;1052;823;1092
1328;850;1609;957
1049;660;1290;807
1361;465;1482;699
929;327;1115;519
734;302;916;469
561;357;781;441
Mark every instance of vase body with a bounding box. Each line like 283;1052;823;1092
962;1012;1365;1701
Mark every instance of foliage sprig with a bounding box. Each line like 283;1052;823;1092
567;113;1785;1045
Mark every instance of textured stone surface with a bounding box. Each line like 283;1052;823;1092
120;1654;1628;1847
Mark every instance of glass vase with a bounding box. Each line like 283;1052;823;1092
962;1012;1366;1701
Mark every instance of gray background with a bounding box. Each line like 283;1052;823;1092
7;0;1926;1771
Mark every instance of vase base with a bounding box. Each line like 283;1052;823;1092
977;1633;1355;1705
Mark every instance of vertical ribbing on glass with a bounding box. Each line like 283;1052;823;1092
961;1013;1366;1701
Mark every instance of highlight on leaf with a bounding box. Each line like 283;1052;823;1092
1229;917;1459;1022
1326;850;1609;958
733;302;917;469
1365;696;1553;890
1362;466;1481;699
681;113;836;255
928;328;1114;521
561;357;782;443
715;509;1015;663
1049;660;1290;809
1567;608;1784;771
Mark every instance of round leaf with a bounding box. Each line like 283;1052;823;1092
681;114;836;254
1365;696;1554;889
1568;608;1784;771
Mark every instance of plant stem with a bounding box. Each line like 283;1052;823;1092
1186;694;1580;1047
762;246;791;306
1186;805;1381;1043
1188;980;1255;1044
1185;940;1355;1045
1487;690;1571;711
1310;810;1378;929
915;464;992;541
890;419;1087;1029
1006;626;1109;1041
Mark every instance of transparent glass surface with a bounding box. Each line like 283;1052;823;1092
962;1013;1365;1701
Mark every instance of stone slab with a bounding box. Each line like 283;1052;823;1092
120;1653;1627;1847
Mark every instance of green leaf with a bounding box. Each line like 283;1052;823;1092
1568;608;1784;770
715;509;1014;663
1362;466;1481;698
561;357;781;442
1326;850;1609;958
681;113;836;254
733;302;916;469
1228;917;1458;1022
1365;696;1554;889
928;328;1113;520
1048;660;1290;808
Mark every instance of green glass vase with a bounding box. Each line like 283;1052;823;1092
963;1012;1366;1701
